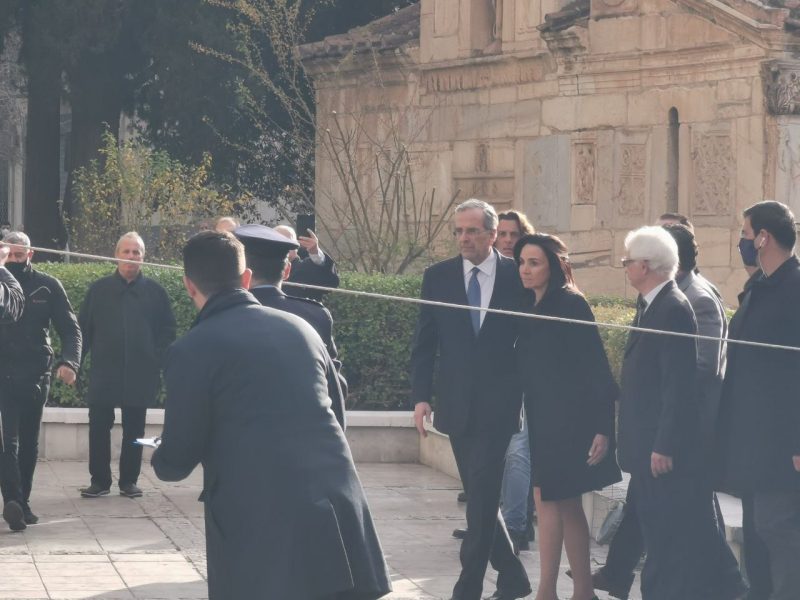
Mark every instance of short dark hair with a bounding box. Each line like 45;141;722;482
744;201;797;250
183;231;245;296
663;224;698;273
498;210;535;235
246;251;287;286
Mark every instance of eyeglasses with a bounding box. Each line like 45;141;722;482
452;227;487;238
621;257;642;267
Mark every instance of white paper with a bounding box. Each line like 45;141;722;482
134;437;161;448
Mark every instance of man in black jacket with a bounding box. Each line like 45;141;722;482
79;232;176;499
275;225;340;302
717;201;800;600
619;225;743;600
152;231;391;600
0;232;82;531
234;224;347;428
410;199;531;600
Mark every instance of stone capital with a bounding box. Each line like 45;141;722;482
764;60;800;116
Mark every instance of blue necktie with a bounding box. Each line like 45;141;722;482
467;266;481;335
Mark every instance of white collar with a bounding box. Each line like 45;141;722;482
463;250;497;278
642;279;670;309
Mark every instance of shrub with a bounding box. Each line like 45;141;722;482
34;264;635;409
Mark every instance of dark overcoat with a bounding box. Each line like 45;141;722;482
409;250;531;437
285;251;340;301
515;286;621;501
617;281;700;475
151;289;391;600
717;256;800;493
79;271;176;408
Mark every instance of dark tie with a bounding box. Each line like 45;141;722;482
634;295;647;327
467;266;481;335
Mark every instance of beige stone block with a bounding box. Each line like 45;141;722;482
576;94;627;129
542;96;577;131
627;86;717;126
590;0;638;19
519;78;560;100
571;204;596;231
574;265;628;297
559;229;614;255
639;0;676;12
489;85;518;104
717;78;752;104
489;142;516;173
640;14;667;51
434;0;459;36
695;227;733;268
667;13;735;49
511;98;541;137
588;17;641;55
452;141;475;172
421;0;433;16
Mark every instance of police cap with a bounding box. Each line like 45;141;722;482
233;224;300;259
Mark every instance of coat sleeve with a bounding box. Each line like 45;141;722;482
290;252;340;290
653;303;698;458
692;291;725;380
409;268;438;406
565;294;618;437
0;267;24;323
50;277;83;373
151;342;212;481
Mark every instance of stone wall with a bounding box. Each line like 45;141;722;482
307;0;800;304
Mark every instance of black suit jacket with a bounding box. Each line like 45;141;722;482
410;250;530;437
618;280;699;475
285;252;340;302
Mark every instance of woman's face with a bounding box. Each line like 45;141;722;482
518;243;551;291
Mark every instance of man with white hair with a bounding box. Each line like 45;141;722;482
78;232;176;499
618;226;742;599
0;232;82;531
274;225;340;302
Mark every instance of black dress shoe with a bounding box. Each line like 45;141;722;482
483;586;532;599
452;527;467;539
3;501;26;532
457;491;467;503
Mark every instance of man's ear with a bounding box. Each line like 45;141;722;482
183;275;197;299
241;268;252;290
281;260;292;282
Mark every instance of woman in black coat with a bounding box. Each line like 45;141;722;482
513;233;621;600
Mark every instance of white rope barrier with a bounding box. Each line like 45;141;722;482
17;243;800;354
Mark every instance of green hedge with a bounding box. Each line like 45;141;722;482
35;264;635;409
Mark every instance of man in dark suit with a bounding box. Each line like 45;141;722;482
411;199;531;600
717;201;800;600
618;226;742;600
233;224;346;428
275;225;340;302
152;231;391;600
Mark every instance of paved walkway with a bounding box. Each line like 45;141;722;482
0;461;638;600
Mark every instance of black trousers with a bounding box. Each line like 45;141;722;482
754;491;800;600
742;493;773;600
0;374;49;505
630;471;744;600
449;431;529;600
603;482;742;599
88;404;147;489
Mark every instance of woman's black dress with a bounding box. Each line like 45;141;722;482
516;285;622;501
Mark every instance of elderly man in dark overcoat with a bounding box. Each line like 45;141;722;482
717;201;800;600
78;232;176;499
152;230;391;600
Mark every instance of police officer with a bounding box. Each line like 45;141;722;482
0;232;81;531
234;224;347;427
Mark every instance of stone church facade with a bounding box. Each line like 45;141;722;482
301;0;800;302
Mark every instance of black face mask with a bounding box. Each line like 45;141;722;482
5;261;29;279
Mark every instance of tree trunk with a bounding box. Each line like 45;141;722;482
23;64;63;250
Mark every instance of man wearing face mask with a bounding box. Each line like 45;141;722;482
717;201;800;600
0;232;81;531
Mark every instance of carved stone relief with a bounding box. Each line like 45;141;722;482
614;144;646;216
691;132;733;216
763;61;800;116
572;142;596;205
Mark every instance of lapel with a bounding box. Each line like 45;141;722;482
624;280;675;357
444;256;473;335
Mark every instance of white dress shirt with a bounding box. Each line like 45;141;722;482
463;251;498;328
641;279;670;313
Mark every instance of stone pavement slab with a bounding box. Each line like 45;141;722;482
0;461;639;600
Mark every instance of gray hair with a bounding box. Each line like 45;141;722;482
274;225;298;243
115;231;145;255
2;231;30;247
455;199;499;231
624;226;678;279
